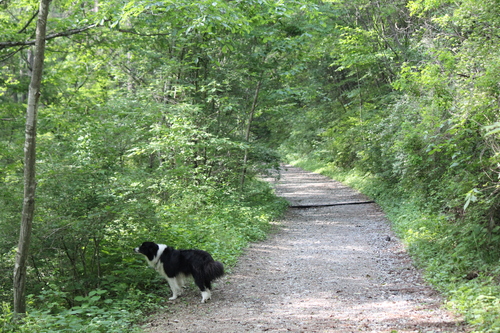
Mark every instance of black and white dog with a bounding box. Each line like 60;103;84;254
134;242;224;303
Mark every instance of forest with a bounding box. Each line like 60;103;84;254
1;0;499;331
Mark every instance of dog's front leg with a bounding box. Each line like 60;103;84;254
165;277;182;300
176;274;186;289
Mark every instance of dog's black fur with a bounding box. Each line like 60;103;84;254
134;242;224;303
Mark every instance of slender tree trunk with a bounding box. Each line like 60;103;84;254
240;78;262;188
13;0;50;316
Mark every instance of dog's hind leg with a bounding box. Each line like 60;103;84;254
201;289;211;303
193;275;212;303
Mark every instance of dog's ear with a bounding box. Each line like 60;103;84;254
141;242;160;254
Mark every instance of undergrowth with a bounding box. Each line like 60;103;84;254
0;179;288;333
1;289;154;333
291;158;500;332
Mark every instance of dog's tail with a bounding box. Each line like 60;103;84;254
205;260;224;280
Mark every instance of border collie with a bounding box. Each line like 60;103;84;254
134;242;224;303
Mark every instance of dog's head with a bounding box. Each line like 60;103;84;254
134;242;159;262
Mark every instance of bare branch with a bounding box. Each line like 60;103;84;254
0;23;101;50
18;10;39;34
0;46;28;62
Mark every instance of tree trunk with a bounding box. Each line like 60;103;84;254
13;0;50;316
240;78;262;188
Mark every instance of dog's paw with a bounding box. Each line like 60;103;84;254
201;290;211;303
169;295;178;300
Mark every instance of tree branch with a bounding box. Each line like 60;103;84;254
0;23;100;50
117;28;170;37
0;46;28;62
18;10;40;34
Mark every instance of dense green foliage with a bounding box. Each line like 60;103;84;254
278;0;500;331
1;0;294;330
1;0;500;331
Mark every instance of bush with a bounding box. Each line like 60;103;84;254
1;288;154;333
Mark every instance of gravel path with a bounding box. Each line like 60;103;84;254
143;165;469;332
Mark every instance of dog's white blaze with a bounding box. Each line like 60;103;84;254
146;244;167;270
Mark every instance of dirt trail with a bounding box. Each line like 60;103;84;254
143;165;468;332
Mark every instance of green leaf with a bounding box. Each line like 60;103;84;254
484;123;500;136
